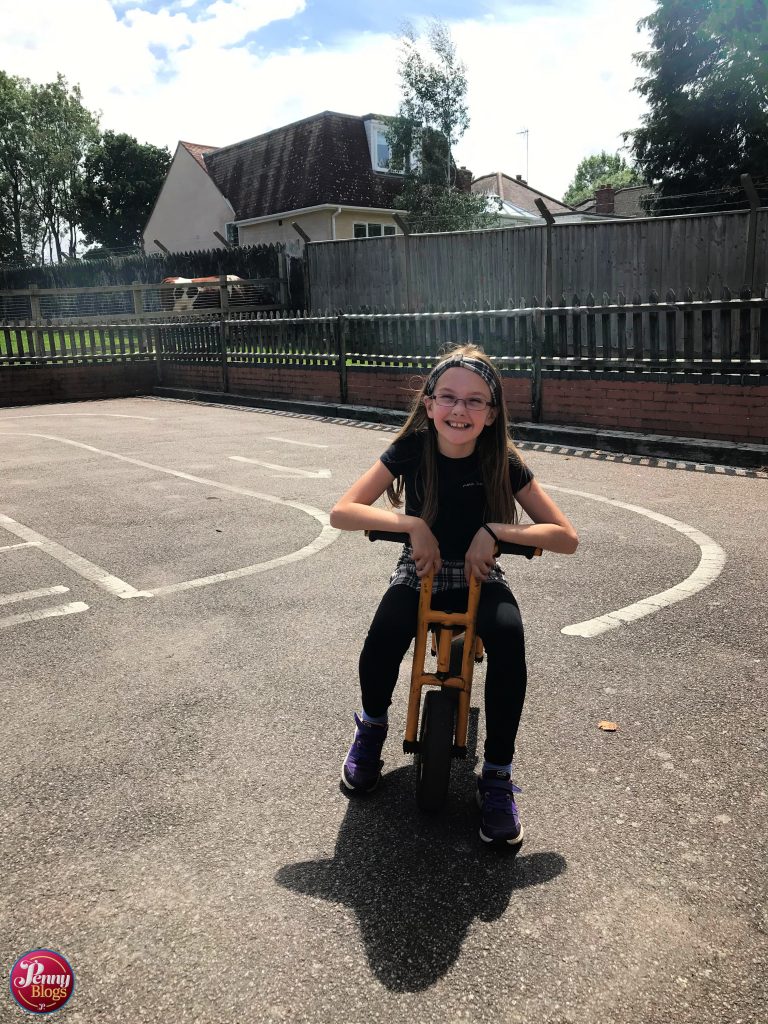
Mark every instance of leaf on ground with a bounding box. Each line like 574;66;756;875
598;720;618;732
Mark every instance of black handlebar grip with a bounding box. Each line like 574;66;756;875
497;541;542;559
366;531;541;558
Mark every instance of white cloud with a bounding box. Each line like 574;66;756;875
3;0;654;201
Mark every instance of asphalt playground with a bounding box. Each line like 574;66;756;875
1;396;766;1024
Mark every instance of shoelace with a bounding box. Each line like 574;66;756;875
482;781;521;813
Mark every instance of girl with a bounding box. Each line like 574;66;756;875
330;345;578;845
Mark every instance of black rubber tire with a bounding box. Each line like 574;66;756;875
415;689;457;812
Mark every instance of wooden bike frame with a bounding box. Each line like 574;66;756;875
403;571;483;758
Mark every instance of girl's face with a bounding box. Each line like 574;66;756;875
423;366;498;457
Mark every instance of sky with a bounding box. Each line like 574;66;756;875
2;0;657;202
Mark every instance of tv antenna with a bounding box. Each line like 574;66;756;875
516;128;529;182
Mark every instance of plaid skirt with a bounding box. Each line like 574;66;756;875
388;544;510;593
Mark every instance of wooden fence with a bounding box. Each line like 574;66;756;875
4;289;765;394
306;208;768;313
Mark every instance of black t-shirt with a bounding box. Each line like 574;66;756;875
380;431;534;559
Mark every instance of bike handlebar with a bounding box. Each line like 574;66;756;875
366;530;542;559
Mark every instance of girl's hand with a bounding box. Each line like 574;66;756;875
465;528;497;582
409;519;442;578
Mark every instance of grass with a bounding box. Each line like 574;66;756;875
0;327;149;360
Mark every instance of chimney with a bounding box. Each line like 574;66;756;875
496;170;504;198
455;166;473;193
516;174;526;183
595;185;616;215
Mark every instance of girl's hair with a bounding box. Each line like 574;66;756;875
386;343;526;526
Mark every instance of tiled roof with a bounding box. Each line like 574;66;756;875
180;141;219;170
203;111;403;221
472;173;573;215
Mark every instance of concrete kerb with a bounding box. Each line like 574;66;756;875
152;386;768;472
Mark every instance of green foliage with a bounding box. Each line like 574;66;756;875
0;72;99;265
626;0;768;213
396;180;500;233
385;20;491;232
563;152;643;206
77;132;171;250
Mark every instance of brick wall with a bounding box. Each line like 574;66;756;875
0;361;156;408
2;359;765;444
346;369;533;419
160;362;225;392
229;364;339;403
541;378;768;443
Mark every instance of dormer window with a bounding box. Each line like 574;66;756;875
363;116;398;174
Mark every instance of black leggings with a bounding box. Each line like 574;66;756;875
359;582;527;765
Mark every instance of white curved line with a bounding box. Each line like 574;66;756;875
0;432;339;597
0;413;155;420
545;484;727;638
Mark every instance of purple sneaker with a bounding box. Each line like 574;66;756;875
477;770;524;846
341;713;387;793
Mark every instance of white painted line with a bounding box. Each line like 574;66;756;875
0;601;89;630
0;432;340;596
0;585;69;606
546;485;727;638
0;514;152;600
0;541;41;553
150;526;336;595
267;436;329;449
228;455;331;479
0;413;155;421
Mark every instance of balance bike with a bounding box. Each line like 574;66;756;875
368;532;541;811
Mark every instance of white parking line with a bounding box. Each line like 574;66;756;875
0;602;88;630
267;436;329;449
0;513;151;600
546;484;727;638
228;455;331;479
0;585;69;606
0;542;41;553
1;432;340;597
0;413;155;421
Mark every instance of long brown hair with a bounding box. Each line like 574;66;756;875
386;343;526;526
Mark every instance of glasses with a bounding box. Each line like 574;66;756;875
429;392;494;412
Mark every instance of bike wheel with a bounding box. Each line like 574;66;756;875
415;688;457;812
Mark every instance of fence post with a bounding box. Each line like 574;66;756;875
29;285;41;357
219;274;230;393
278;250;290;308
741;173;759;292
531;306;542;423
132;279;147;356
337;315;348;404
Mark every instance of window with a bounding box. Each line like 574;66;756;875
353;222;397;239
375;129;391;171
225;222;239;246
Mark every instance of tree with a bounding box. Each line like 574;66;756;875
563;151;643;206
0;72;38;264
26;75;100;262
77;132;171;251
385;21;497;233
626;0;768;214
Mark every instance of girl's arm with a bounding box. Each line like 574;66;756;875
330;460;442;576
491;479;579;554
464;479;578;581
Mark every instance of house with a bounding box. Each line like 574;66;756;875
573;184;656;217
472;172;604;224
143;112;406;255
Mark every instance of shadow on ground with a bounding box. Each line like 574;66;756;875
276;741;566;992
